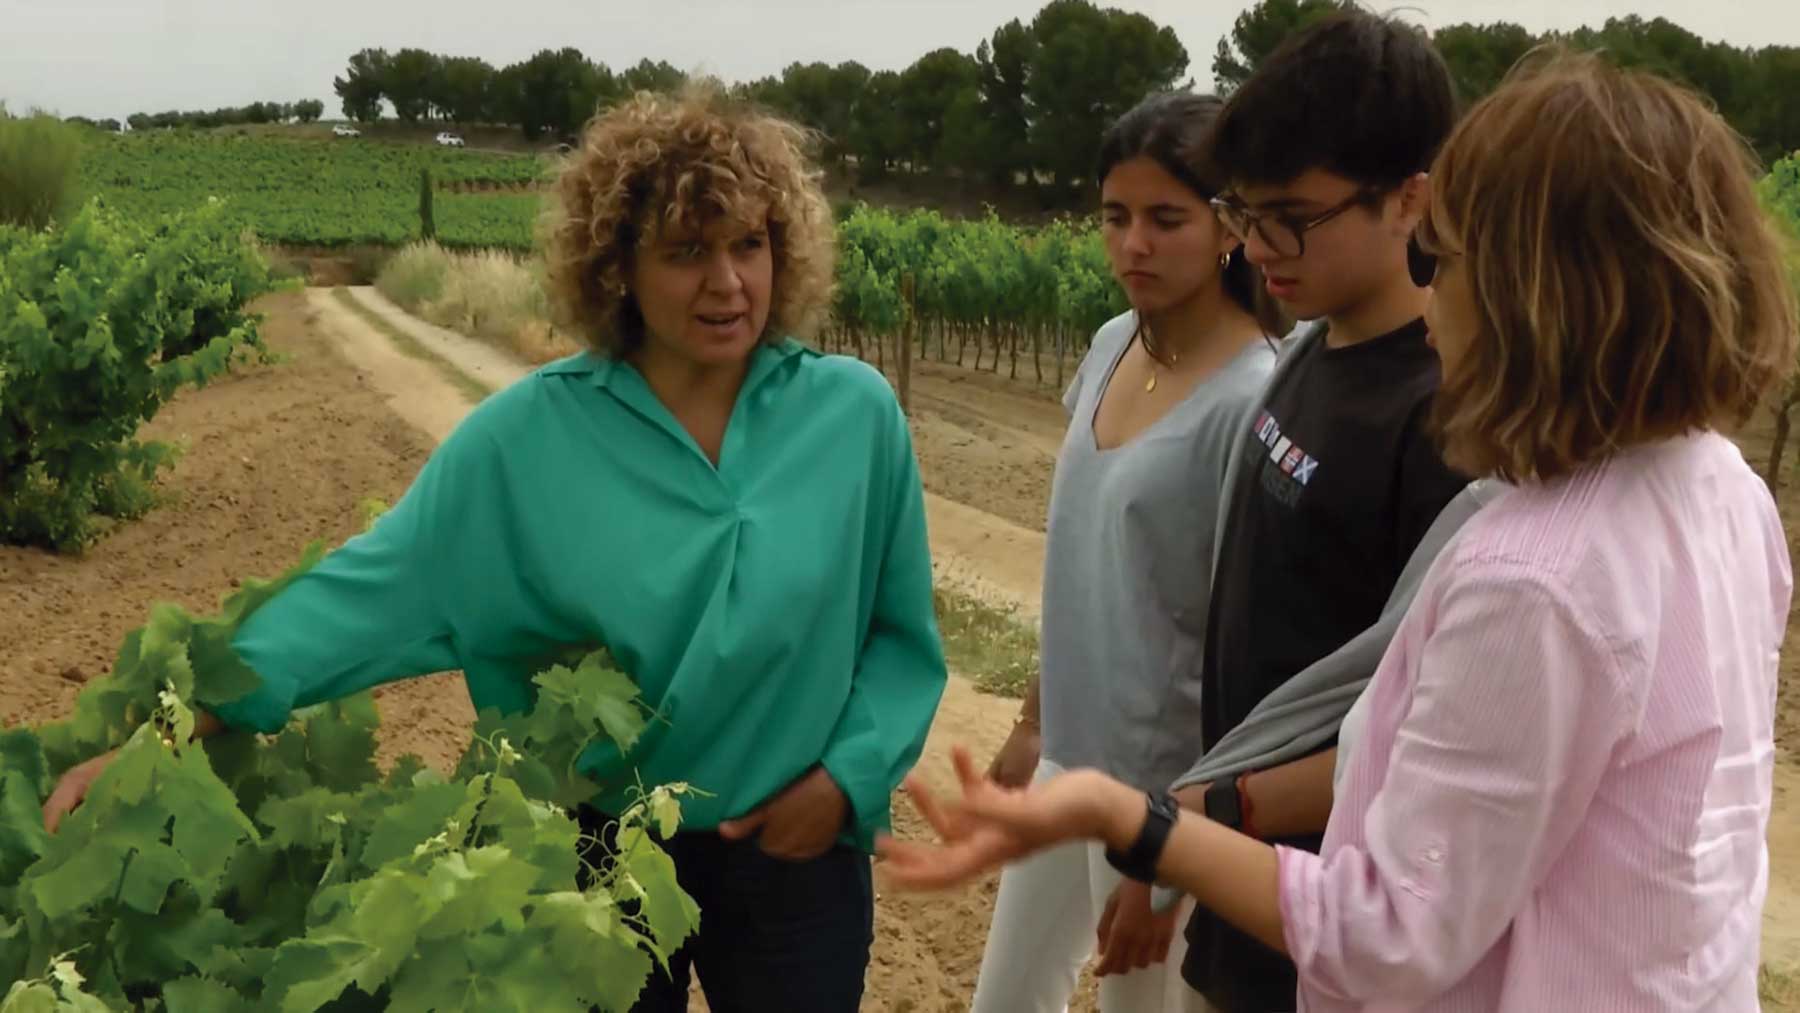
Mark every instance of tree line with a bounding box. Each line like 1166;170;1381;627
1226;1;1800;165
66;100;327;134
331;0;1187;198
321;0;1799;199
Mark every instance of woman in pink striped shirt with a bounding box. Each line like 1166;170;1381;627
879;52;1799;1011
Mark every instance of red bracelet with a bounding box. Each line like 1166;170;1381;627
1235;771;1259;839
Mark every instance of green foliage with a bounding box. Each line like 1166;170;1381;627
1025;0;1189;189
0;199;274;552
934;587;1041;698
1759;154;1800;347
0;549;698;1011
0;109;85;231
894;49;980;172
384;48;442;125
121;101;315;131
505;48;615;142
83;133;547;250
1212;0;1357;93
1433;22;1539;103
438;57;498;124
831;204;1126;370
374;242;451;310
1217;2;1799;164
334;49;388;124
618;58;688;97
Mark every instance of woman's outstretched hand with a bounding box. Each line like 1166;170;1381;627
41;749;119;834
876;745;1137;892
41;708;226;834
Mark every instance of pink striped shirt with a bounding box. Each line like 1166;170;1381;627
1279;432;1790;1011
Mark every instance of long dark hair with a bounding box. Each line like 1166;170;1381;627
1096;91;1289;357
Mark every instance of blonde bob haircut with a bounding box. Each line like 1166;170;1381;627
1420;50;1798;484
542;81;836;356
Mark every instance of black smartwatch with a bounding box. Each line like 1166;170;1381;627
1103;791;1180;884
1203;778;1244;830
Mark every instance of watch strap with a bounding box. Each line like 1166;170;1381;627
1103;791;1180;884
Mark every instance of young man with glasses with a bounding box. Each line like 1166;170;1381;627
1123;13;1486;1013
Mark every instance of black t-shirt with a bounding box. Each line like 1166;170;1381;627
1182;318;1471;1013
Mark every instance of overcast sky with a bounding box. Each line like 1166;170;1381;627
4;0;1795;121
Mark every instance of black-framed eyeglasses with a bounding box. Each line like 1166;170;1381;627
1209;188;1380;260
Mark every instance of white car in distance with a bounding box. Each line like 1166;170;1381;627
435;132;465;147
332;124;361;138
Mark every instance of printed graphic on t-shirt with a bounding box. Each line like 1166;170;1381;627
1251;409;1318;508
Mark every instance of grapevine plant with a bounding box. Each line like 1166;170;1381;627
0;198;277;552
0;545;700;1011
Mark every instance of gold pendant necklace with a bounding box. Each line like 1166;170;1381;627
1145;348;1177;392
1142;325;1176;393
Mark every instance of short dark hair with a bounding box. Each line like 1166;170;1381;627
1096;92;1289;337
1211;11;1456;189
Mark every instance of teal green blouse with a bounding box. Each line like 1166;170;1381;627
216;340;948;849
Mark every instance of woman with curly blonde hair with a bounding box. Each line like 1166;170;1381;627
44;84;947;1011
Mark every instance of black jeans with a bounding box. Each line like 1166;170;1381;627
576;806;874;1013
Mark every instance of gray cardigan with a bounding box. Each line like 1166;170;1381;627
1151;322;1508;913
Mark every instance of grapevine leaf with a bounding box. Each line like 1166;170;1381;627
0;982;59;1013
160;977;253;1013
138;604;198;703
382;754;428;789
262;936;375;1013
0;914;27;994
528;891;654;1013
417;846;538;940
28;837;133;920
101;741;168;815
116;841;187;913
295;696;379;793
183;627;263;711
614;827;700;965
256;788;355;852
187;542;324;708
164;747;258;903
0;771;49;886
108;902;239;987
189;945;277;994
648;786;683;841
357;780;468;870
342;872;433;990
533;658;647;754
382;939;474;1013
460;930;586;1013
0;728;49;800
471;776;581;890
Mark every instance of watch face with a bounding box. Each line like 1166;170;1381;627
1149;792;1180;822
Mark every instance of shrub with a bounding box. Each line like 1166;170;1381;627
375;241;451;310
0;106;84;230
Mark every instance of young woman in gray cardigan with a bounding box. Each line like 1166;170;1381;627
971;92;1288;1013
